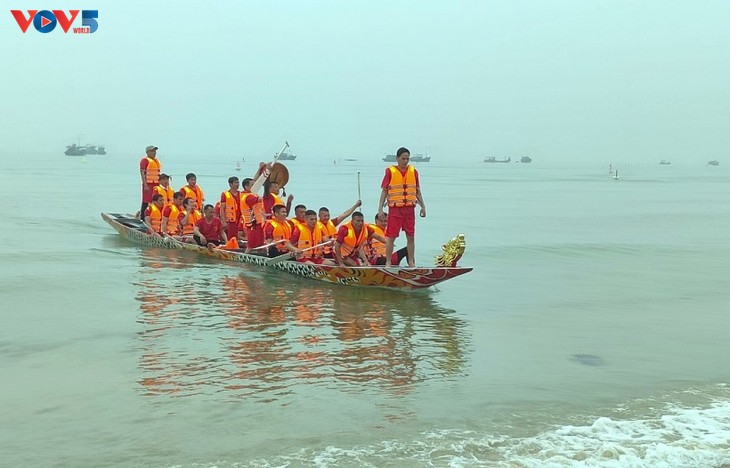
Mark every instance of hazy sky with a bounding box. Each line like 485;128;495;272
2;0;729;162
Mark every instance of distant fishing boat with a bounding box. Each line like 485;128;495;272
278;151;297;161
484;156;511;163
707;160;719;166
520;156;532;163
235;160;241;172
382;153;431;162
659;160;671;165
64;142;106;156
613;169;619;180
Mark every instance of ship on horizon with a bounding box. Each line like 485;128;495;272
382;153;431;162
65;143;107;156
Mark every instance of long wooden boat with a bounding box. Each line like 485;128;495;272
101;212;472;291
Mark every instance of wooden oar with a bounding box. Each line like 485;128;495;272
249;141;289;195
357;171;361;210
266;240;333;265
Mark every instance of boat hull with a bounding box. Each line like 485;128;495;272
101;213;472;290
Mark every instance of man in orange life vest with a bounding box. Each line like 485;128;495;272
143;193;165;236
139;145;161;218
219;176;242;241
239;177;265;253
263;204;300;258
180;173;205;211
290;210;334;265
161;191;185;237
154;173;174;207
318;200;362;259
289;204;307;230
179;197;202;241
333;211;388;267
377;147;426;267
366;212;409;266
262;180;292;219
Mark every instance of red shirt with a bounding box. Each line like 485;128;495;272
290;226;302;245
195;216;225;240
380;165;420;189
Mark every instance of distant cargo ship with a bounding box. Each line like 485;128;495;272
484;156;511;163
64;144;106;156
383;153;431;162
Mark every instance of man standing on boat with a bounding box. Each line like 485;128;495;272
153;173;174;207
139;145;161;218
239;178;265;253
180;173;205;211
220;176;242;242
377;147;426;267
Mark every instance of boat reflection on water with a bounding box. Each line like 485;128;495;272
132;258;469;400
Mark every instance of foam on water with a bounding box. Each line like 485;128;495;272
182;394;730;467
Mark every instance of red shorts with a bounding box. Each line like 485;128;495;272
225;221;240;240
385;205;415;238
141;183;159;203
245;225;264;249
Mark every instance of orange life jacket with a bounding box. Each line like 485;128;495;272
180;185;205;210
387;165;417;207
318;220;337;255
267;219;292;253
144;157;161;184
181;210;202;235
154;185;174;206
366;224;386;260
164;204;183;235
221;191;239;223
296;225;324;257
240;192;265;227
338;222;368;258
146;204;163;234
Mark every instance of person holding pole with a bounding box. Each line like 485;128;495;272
377;147;426;267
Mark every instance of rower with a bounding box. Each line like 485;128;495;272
290;210;334;265
333;211;387;267
263;204;300;258
289;204;307;230
161;191;185;237
318;200;361;259
366;212;408;266
143;193;165;236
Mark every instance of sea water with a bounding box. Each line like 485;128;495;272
1;153;729;467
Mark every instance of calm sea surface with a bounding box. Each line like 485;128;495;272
2;153;730;467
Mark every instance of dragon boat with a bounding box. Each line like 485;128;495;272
101;212;472;291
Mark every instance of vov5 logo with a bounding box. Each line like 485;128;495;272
11;10;98;34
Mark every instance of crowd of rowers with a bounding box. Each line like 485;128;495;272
141;172;409;267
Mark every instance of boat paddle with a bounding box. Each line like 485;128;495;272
266;240;334;265
249;141;289;195
357;171;361;210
